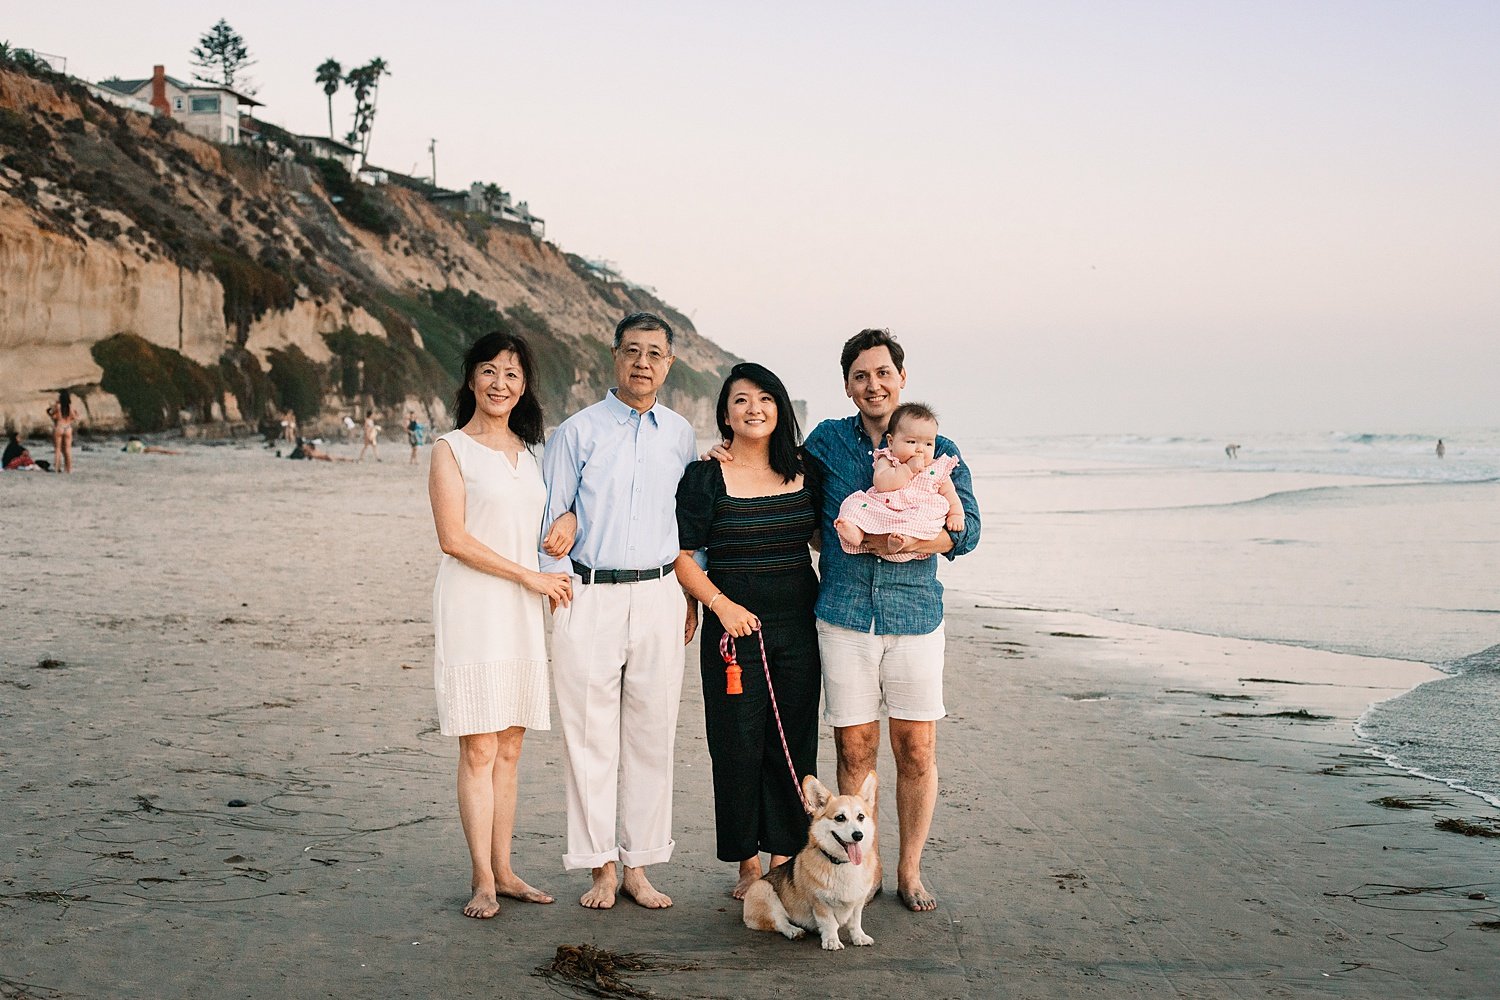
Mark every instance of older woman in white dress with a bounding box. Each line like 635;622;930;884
429;331;572;918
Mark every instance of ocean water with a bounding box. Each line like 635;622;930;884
944;429;1500;807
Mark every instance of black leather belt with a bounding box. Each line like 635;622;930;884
571;561;675;585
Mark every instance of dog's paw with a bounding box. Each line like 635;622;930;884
820;937;845;951
851;931;874;947
780;926;805;940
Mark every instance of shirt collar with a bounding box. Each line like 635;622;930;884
844;413;886;449
605;388;659;425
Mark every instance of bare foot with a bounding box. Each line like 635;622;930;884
580;864;617;909
463;887;500;919
834;517;864;550
620;865;672;909
897;880;937;912
732;857;763;900
497;875;554;904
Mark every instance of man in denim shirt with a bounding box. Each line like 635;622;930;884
803;329;980;912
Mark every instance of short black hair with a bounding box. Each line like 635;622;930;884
614;312;674;350
453;331;545;445
716;362;804;483
840;328;905;381
887;402;938;438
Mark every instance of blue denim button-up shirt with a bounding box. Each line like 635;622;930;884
805;415;980;636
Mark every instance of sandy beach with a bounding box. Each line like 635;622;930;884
4;441;1498;999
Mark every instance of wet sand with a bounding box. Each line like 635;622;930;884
3;443;1498;999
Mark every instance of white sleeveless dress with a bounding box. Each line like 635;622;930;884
432;430;550;735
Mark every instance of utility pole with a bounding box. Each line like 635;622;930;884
429;138;437;188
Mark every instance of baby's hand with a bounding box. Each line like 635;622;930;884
945;510;965;532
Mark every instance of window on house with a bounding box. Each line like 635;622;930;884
191;96;220;113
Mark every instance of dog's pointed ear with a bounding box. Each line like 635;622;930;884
858;770;877;805
803;774;831;810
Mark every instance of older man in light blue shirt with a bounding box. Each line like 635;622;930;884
541;312;696;911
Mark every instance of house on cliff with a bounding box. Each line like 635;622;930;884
429;182;546;238
96;66;261;145
294;135;360;174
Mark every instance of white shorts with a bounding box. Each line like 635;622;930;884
816;619;946;727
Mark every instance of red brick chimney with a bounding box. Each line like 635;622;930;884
150;65;171;116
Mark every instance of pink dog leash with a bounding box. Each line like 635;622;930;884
720;628;811;816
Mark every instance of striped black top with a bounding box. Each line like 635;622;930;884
676;459;821;621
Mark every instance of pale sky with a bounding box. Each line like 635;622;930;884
11;2;1500;439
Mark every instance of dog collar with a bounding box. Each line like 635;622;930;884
821;843;849;865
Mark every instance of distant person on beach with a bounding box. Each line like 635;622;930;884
833;401;964;562
719;328;980;912
46;389;78;473
1225;443;1240;459
358;414;381;462
289;438;348;462
1436;439;1446;459
281;410;298;445
428;332;573;919
123;439;183;456
673;363;823;899
539;311;696;910
407;412;422;465
4;431;46;471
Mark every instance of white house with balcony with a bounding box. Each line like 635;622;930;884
96;66;261;145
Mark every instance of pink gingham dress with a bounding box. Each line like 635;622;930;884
836;451;960;562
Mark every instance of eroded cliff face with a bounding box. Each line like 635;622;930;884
0;65;734;435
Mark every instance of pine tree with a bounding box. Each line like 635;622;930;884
190;19;256;92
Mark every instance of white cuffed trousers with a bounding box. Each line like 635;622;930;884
551;573;686;870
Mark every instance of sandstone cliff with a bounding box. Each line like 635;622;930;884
0;64;735;435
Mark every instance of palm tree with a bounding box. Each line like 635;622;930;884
315;59;341;141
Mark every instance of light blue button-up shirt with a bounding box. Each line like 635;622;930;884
539;389;697;574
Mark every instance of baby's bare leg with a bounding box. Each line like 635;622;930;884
834;517;865;549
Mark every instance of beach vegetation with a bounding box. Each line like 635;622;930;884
91;333;224;432
265;344;326;422
323;325;450;409
218;346;276;422
312;157;392;235
210;246;296;343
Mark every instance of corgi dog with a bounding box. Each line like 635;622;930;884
742;772;877;950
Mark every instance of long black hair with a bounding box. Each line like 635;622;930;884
453;332;544;445
56;389;73;419
716;362;804;483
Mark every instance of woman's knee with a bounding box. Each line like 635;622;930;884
459;733;499;769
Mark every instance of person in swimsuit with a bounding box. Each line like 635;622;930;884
46;390;78;473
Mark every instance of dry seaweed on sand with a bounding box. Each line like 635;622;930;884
534;944;699;999
1435;817;1500;839
1371;795;1446;810
1216;708;1332;721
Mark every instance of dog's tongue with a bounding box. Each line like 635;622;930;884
844;840;863;866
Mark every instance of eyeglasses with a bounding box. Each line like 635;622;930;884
616;345;672;365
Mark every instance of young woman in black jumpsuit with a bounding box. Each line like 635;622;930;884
675;363;822;898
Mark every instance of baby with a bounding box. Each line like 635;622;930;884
834;402;964;563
